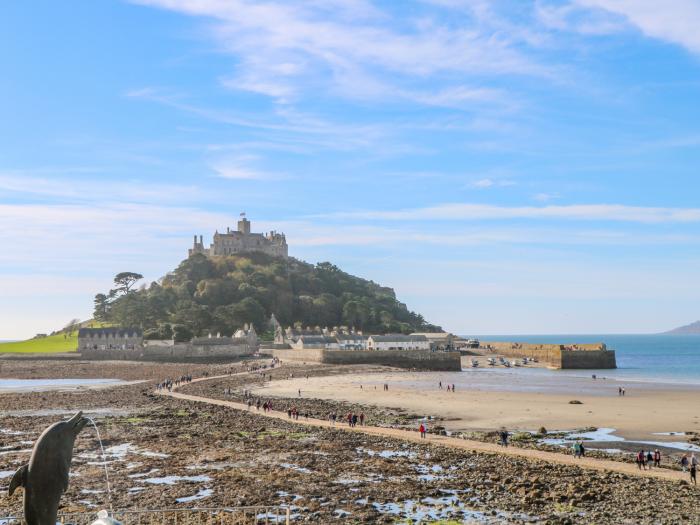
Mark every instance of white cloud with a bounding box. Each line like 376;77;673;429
533;192;560;202
471;178;516;189
574;0;700;53
0;171;203;203
132;0;553;108
326;202;700;223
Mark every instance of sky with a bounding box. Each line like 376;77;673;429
1;0;700;339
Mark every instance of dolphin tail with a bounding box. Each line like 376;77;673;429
8;464;27;496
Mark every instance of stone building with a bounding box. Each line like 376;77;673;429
78;327;143;352
410;332;455;351
366;334;430;351
291;335;339;350
189;214;287;259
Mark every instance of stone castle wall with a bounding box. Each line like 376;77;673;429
479;341;616;369
261;348;462;371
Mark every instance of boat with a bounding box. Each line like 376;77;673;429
487;358;496;366
471;359;479;368
466;338;480;348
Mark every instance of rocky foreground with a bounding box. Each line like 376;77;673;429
0;359;698;524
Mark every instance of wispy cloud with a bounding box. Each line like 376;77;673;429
324;202;700;223
532;192;560;202
209;155;286;180
133;0;554;108
470;178;517;189
0;171;204;204
572;0;700;53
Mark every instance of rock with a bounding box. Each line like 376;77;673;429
568;400;583;404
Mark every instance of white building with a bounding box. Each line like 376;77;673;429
410;332;454;350
336;333;369;350
366;334;430;351
291;335;340;350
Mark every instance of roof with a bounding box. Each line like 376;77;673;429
369;334;428;343
298;335;337;344
78;327;142;337
336;334;369;341
410;332;453;340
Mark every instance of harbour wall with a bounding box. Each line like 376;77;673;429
479;341;616;369
261;348;462;371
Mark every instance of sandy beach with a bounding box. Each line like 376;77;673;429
255;361;700;444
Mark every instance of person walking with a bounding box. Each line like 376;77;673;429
572;441;581;458
637;450;647;470
681;454;689;472
579;441;586;458
646;450;654;469
359;412;365;426
419;423;426;439
653;449;661;468
691;462;697;485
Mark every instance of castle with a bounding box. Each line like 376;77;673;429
189;214;288;259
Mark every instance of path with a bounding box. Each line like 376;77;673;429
161;373;688;483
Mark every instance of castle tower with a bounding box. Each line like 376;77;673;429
238;214;251;235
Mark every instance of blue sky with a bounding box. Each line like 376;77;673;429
2;0;700;339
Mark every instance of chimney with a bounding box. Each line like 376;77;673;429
199;235;203;244
193;235;197;245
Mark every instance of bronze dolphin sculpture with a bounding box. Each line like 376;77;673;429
9;411;89;525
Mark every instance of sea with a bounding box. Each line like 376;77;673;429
472;334;700;386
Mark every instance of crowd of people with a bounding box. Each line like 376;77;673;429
635;449;663;470
155;374;192;392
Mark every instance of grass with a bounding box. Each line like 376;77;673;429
0;332;79;353
0;320;113;354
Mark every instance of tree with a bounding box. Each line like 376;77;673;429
111;272;144;296
63;318;81;336
93;294;110;322
173;324;193;342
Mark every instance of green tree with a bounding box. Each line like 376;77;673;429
93;293;110;322
111;272;143;296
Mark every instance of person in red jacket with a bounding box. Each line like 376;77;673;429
419;423;426;439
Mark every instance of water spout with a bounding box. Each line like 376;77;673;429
87;417;113;514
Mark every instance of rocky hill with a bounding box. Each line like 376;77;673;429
96;253;440;339
663;320;700;334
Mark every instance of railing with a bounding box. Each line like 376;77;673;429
0;507;292;525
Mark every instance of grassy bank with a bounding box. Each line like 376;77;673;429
0;332;78;353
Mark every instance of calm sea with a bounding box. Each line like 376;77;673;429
472;334;700;386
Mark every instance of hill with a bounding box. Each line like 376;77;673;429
663;320;700;335
98;253;441;339
0;331;79;353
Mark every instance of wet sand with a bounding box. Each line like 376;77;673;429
2;359;699;524
256;366;700;443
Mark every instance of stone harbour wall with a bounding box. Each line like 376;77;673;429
262;348;462;371
479;341;616;369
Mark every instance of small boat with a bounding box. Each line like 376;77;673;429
471;359;479;368
503;360;511;368
487;358;496;366
512;360;520;367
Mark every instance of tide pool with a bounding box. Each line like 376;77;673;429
0;378;126;392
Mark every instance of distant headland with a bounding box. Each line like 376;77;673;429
663;320;700;334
